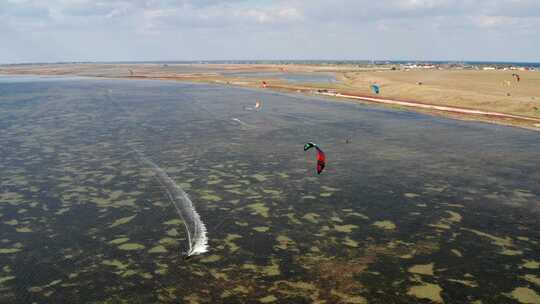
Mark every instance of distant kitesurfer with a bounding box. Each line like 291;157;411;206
182;252;193;260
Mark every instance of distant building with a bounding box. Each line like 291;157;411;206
403;64;436;70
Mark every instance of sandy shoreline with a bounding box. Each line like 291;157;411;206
1;63;539;130
319;91;540;122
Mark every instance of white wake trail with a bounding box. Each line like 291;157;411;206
134;150;208;257
231;117;253;129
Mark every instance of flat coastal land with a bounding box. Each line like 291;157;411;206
1;63;539;129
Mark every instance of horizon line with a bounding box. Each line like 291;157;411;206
2;59;540;66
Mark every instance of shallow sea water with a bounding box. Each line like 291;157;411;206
0;77;539;303
222;72;337;84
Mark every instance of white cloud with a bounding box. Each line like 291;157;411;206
0;0;539;62
239;7;303;24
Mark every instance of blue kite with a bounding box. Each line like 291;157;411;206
371;84;380;94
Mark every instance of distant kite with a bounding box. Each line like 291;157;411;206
371;84;380;94
244;100;262;111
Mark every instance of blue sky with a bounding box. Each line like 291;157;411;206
1;0;539;63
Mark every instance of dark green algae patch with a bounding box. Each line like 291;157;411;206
0;77;539;303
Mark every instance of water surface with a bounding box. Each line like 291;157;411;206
0;77;539;303
223;71;337;84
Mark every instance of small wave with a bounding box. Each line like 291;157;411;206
231;117;252;128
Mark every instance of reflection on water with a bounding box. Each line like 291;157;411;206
0;77;539;303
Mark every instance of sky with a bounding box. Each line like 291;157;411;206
1;0;539;63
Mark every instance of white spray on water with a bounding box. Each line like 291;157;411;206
231;117;252;129
134;150;208;256
105;91;208;257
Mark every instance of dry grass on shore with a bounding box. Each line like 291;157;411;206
338;69;540;119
